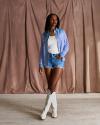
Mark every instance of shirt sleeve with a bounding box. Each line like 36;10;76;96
60;30;69;57
39;34;44;68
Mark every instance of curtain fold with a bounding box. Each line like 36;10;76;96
0;0;100;93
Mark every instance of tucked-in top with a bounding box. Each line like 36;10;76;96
48;35;59;54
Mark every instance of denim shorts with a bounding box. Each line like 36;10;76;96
44;52;65;69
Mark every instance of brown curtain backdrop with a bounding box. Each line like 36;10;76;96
0;0;100;93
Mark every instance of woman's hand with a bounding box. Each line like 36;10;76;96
39;67;44;74
55;54;63;60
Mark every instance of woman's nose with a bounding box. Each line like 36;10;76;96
53;20;57;24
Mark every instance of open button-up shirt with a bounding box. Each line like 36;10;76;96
39;28;69;68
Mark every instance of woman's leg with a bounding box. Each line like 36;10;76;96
50;68;63;92
49;68;63;117
44;67;63;92
44;68;52;90
41;68;63;119
40;68;52;120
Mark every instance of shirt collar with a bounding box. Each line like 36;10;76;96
45;28;58;36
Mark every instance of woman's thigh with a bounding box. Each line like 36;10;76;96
44;68;52;89
50;68;63;83
49;68;63;92
44;68;52;82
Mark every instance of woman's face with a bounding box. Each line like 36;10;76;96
50;15;58;30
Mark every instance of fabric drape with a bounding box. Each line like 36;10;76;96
0;0;100;93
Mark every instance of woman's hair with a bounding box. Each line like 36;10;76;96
45;13;60;32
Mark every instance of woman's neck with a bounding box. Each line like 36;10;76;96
49;28;55;36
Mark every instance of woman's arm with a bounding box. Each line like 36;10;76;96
39;33;44;68
60;30;69;58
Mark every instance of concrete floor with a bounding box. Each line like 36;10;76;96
0;94;100;125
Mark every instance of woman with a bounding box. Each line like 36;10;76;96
39;13;69;120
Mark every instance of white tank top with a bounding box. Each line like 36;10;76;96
48;35;59;54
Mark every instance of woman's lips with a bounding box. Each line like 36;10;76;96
51;24;57;27
53;23;57;26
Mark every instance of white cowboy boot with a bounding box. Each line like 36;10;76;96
41;92;52;120
51;92;57;118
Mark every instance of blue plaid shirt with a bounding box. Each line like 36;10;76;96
39;28;69;68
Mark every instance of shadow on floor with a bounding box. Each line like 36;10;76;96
0;97;46;120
